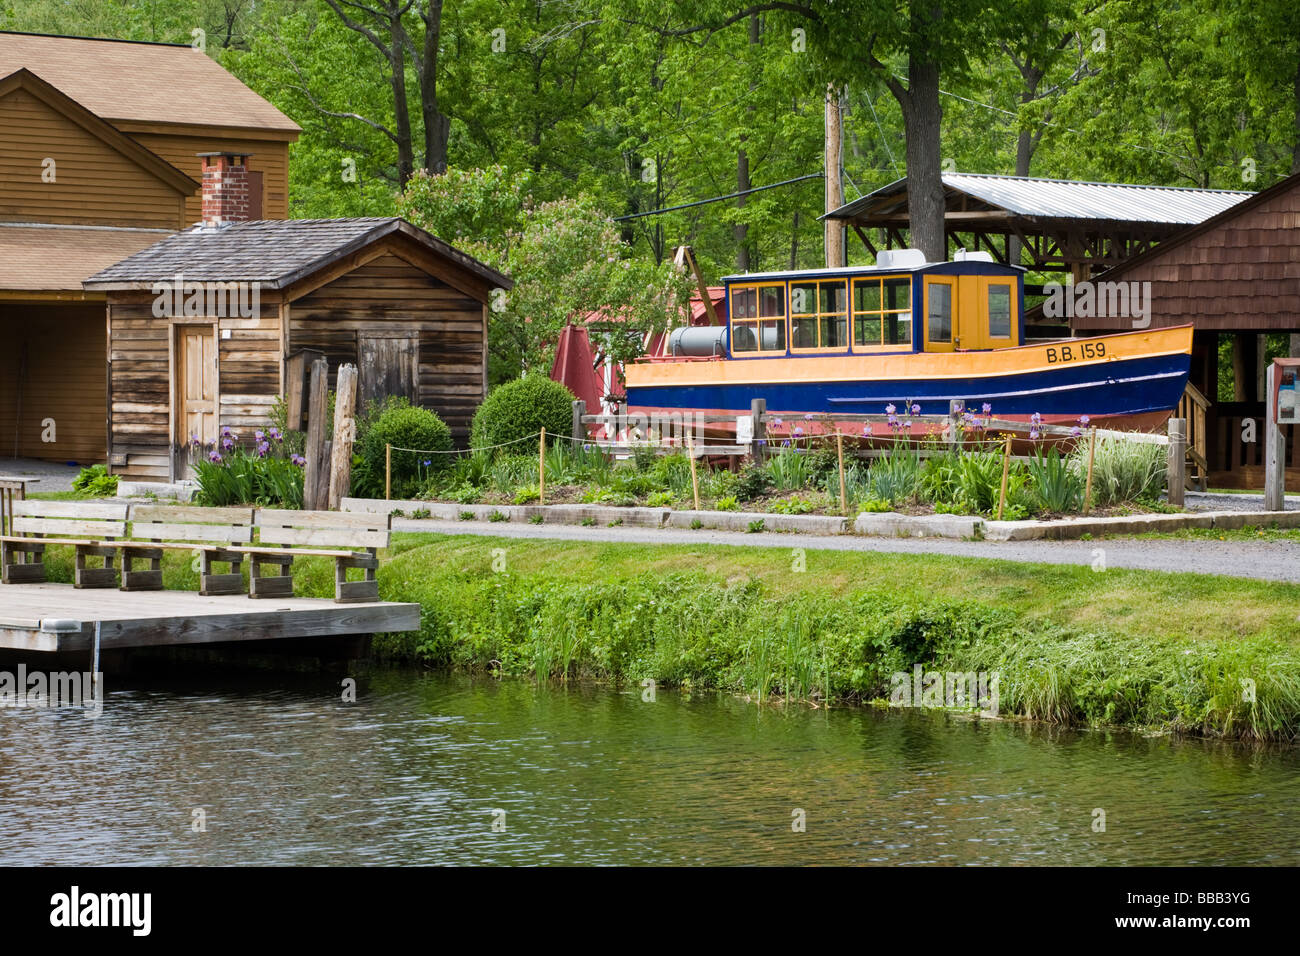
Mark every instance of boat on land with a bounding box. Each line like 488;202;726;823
624;249;1192;437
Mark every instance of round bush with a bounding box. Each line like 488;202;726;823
471;375;575;452
361;405;453;492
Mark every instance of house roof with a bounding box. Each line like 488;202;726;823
0;31;299;134
82;217;513;292
825;172;1253;227
0;223;176;291
0;68;198;195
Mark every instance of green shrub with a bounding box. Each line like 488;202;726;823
767;446;811;491
735;461;774;501
356;403;452;499
714;495;740;511
646;490;674;507
768;496;814;515
1073;433;1165;506
867;445;922;506
192;443;303;508
471;375;575;452
72;464;118;498
1027;447;1083;513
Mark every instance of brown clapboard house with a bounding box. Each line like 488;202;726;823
1;31;507;481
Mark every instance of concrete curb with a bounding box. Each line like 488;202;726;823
853;512;985;539
981;510;1300;541
117;480;195;501
665;510;850;534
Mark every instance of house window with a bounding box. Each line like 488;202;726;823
790;280;848;352
730;283;786;353
851;276;912;348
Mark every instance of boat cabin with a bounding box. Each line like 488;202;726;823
723;250;1024;358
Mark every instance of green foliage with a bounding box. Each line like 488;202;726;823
71;464;118;498
1072;434;1166;506
470;376;575;452
747;519;766;533
766;446;812;491
867;445;923;506
357;402;453;500
646;490;674;508
714;495;740;512
192;447;303;509
1027;447;1084;512
768;496;814;515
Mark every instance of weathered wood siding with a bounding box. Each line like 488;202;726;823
121;128;291;222
0;88;186;228
107;293;282;481
1072;176;1300;332
0;303;107;461
288;251;487;441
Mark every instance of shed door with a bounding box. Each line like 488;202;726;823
177;326;218;445
358;331;419;408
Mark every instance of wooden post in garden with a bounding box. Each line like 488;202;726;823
1166;417;1186;508
1083;426;1097;514
751;398;767;462
327;363;358;510
687;435;701;511
836;432;847;515
539;427;546;505
385;443;392;501
1264;362;1285;512
303;357;328;511
572;399;586;442
996;433;1011;520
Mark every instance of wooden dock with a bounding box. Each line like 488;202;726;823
0;583;420;654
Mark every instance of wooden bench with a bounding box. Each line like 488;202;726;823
118;504;256;595
234;509;391;603
0;500;130;587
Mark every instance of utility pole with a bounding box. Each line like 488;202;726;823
824;83;845;268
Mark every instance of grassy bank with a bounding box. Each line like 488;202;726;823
36;533;1300;740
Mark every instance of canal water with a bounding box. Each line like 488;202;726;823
1;669;1296;865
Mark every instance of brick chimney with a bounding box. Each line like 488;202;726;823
197;152;253;228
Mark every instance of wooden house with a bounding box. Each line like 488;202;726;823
83;203;511;482
1072;172;1300;489
0;31;299;464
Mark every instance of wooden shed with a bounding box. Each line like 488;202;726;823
83;212;511;482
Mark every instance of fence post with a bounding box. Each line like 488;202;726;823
1166;417;1186;508
687;435;701;511
303;357;328;511
996;433;1011;520
836;432;847;515
1083;426;1097;514
385;443;391;501
751;398;767;462
327;364;358;510
1264;363;1285;511
572;399;586;443
948;400;964;453
539;427;546;505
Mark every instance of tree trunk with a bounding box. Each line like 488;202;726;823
1293;57;1300;175
824;84;845;268
735;12;760;271
420;0;450;174
387;11;415;185
899;58;945;261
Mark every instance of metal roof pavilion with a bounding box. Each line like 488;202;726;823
824;172;1255;278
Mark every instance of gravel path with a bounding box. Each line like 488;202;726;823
0;458;81;493
393;517;1300;583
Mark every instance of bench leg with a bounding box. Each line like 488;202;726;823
334;552;379;604
75;545;118;589
201;548;246;596
120;547;164;591
249;553;294;599
1;539;46;584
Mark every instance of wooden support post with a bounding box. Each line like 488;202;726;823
687;435;701;511
303;358;328;511
996;433;1011;521
539;427;546;505
1083;426;1097;514
572;399;586;442
327;364;358;511
836;432;847;515
1264;363;1285;512
751;398;767;462
1166;417;1186;508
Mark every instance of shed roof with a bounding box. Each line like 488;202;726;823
82;217;513;292
0;223;175;291
0;31;299;134
826;173;1253;227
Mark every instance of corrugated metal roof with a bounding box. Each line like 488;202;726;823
827;173;1254;225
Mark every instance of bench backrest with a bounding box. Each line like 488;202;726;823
9;500;129;540
128;504;256;544
255;509;391;551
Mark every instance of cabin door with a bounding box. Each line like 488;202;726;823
176;325;218;447
923;277;957;352
357;331;419;409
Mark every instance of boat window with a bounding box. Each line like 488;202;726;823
790;280;847;352
729;283;786;353
927;282;952;344
852;276;912;348
987;282;1012;338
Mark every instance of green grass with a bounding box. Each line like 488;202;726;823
1133;524;1300;542
33;533;1300;740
